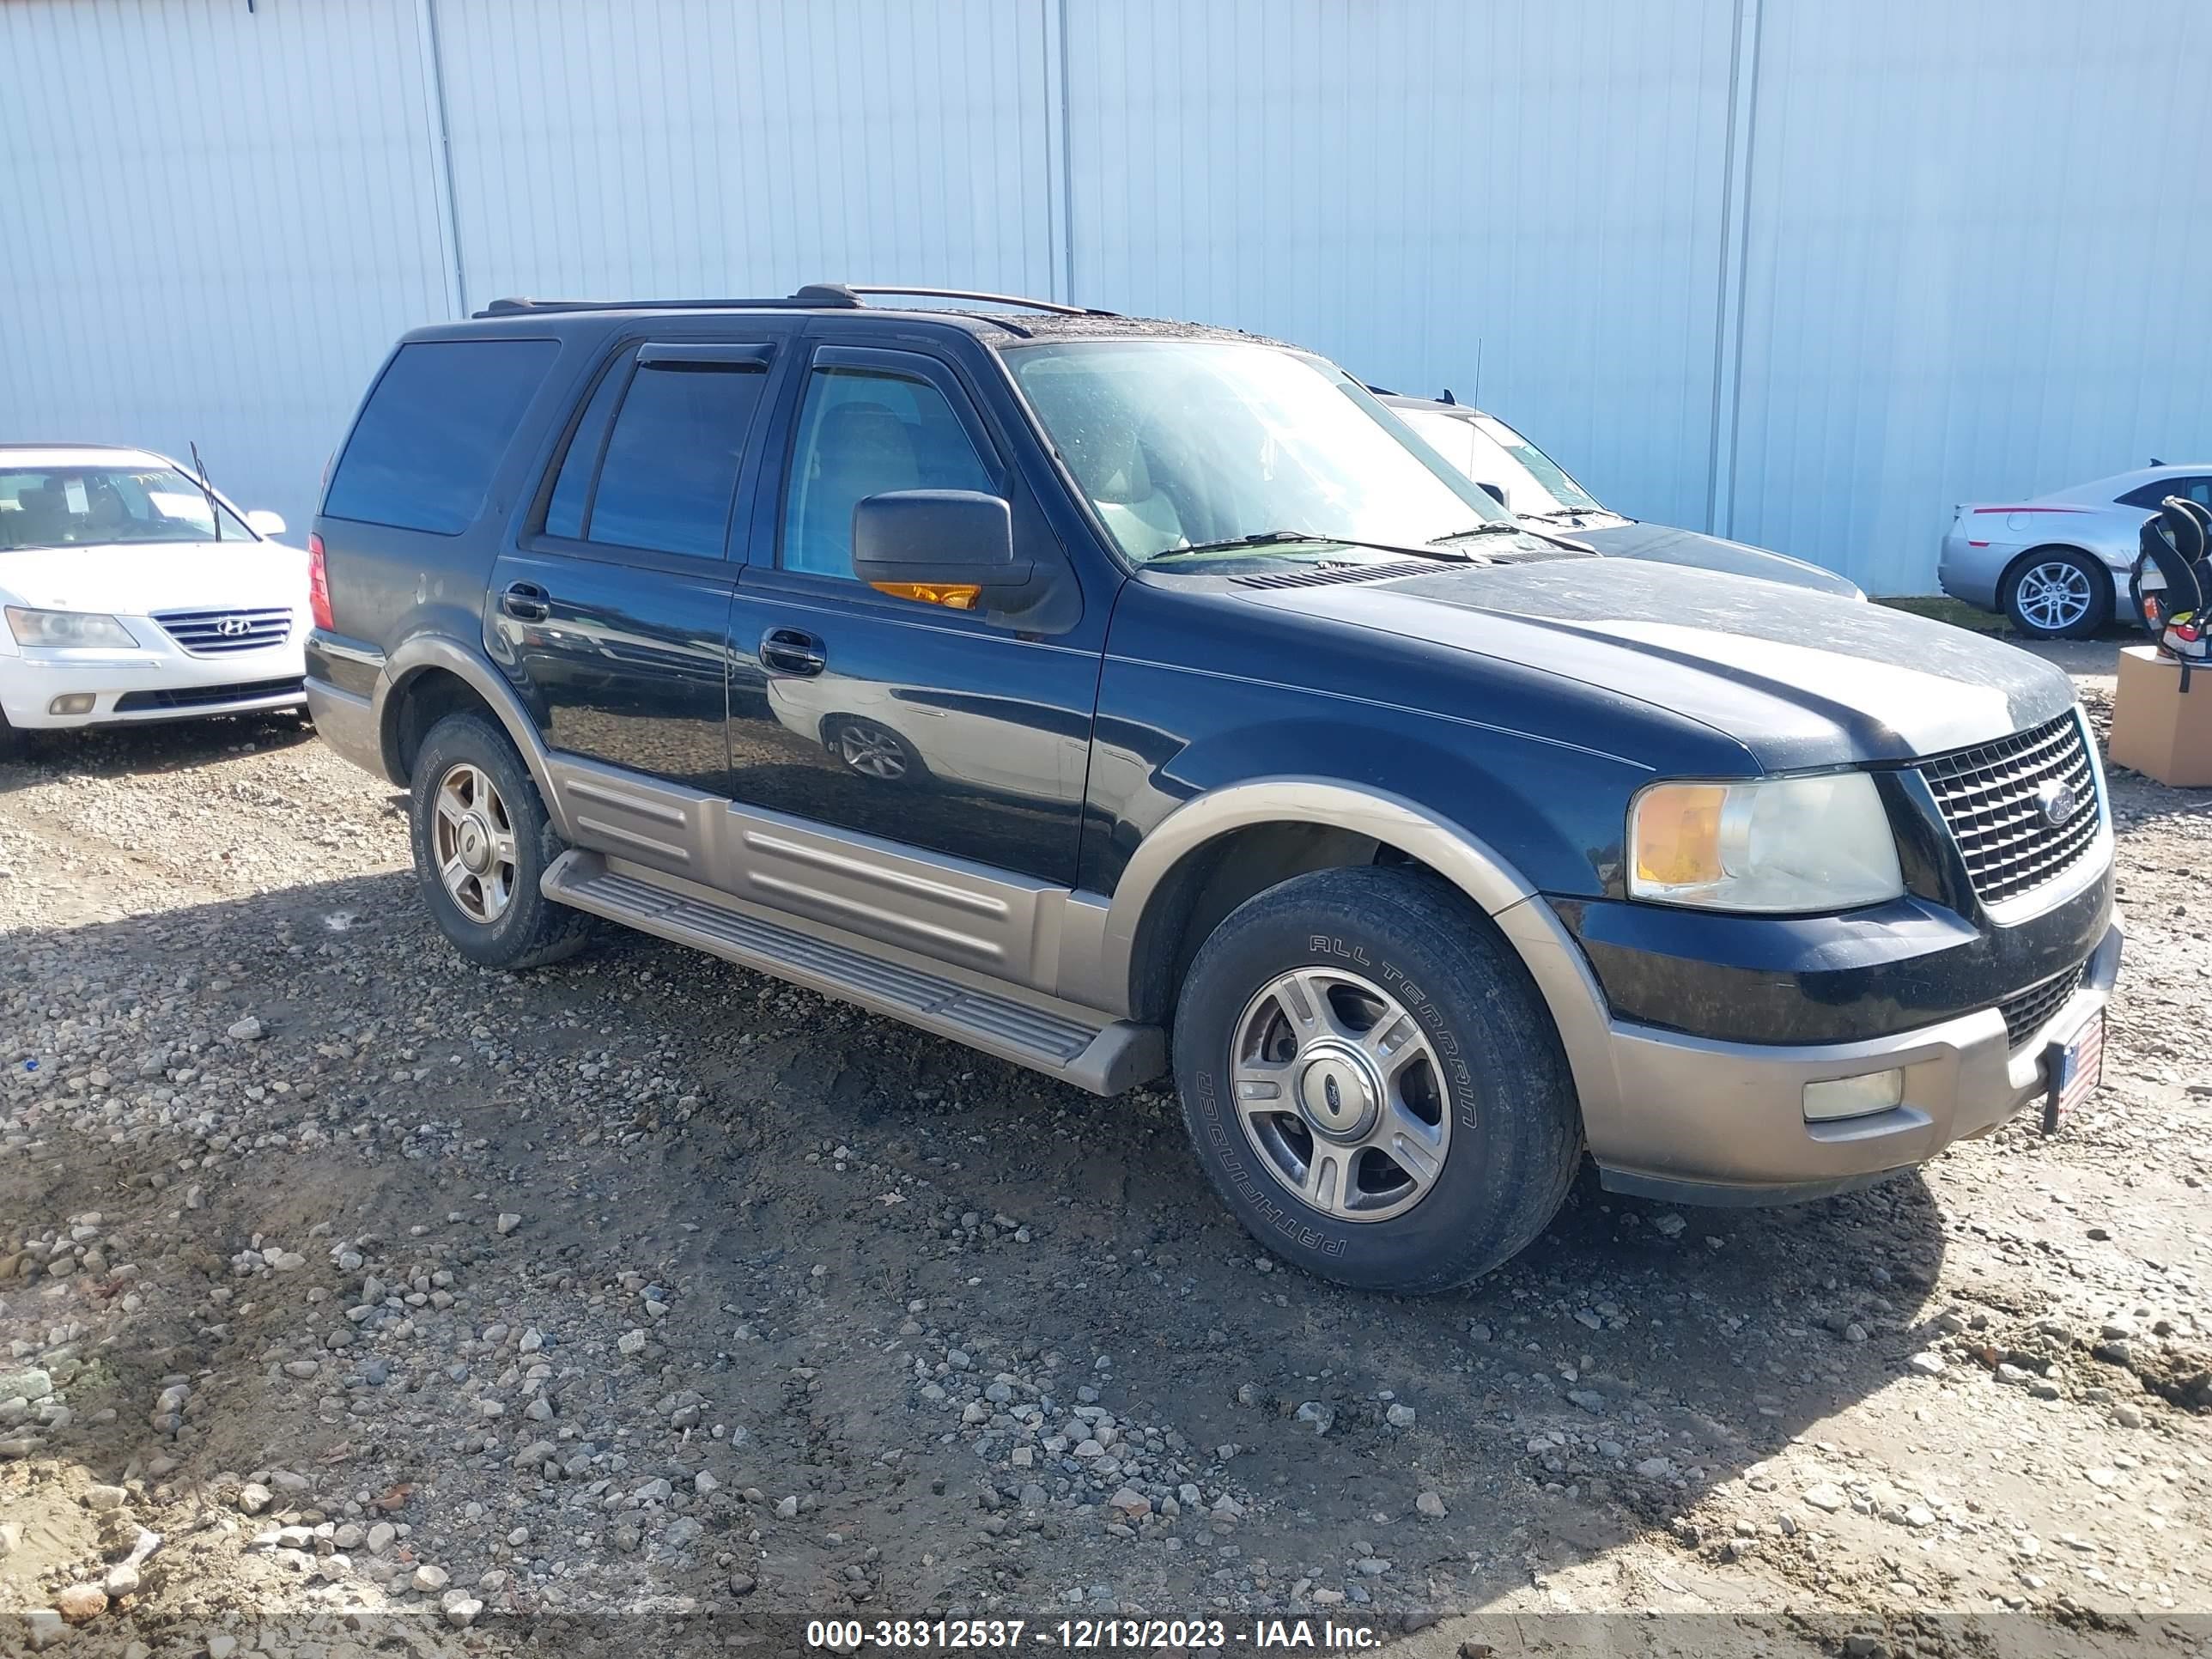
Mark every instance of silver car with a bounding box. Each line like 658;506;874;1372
1940;464;2212;638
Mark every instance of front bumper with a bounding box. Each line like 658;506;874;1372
1585;919;2121;1205
0;643;306;728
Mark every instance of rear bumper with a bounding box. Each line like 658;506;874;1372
1936;531;2002;611
303;674;384;777
1588;919;2121;1204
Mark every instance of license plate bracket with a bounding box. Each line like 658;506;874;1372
2041;1011;2104;1134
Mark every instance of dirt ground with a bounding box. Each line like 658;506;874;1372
1;640;2206;1659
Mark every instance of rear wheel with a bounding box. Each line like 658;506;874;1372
1171;866;1582;1293
2003;549;2110;638
408;712;593;969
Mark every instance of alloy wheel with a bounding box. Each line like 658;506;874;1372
1229;967;1452;1223
2015;561;2094;633
431;762;520;924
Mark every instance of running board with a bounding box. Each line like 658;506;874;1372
541;851;1164;1096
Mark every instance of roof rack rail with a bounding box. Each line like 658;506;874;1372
841;285;1116;317
471;284;1116;321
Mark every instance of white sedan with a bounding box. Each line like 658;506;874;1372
1939;463;2212;637
0;445;310;756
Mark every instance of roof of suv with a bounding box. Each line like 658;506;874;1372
458;283;1283;349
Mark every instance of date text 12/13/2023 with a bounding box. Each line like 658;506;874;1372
802;1617;1384;1650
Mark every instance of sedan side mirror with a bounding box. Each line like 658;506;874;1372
246;508;287;538
853;490;1032;614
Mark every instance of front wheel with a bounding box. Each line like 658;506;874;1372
408;712;594;970
2003;549;2111;639
1171;866;1582;1294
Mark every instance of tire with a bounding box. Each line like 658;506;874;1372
2002;548;2111;639
408;711;593;970
823;715;927;785
1172;866;1582;1294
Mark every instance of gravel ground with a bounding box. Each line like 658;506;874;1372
0;643;2206;1659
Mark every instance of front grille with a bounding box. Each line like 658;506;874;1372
1917;713;2100;906
114;677;303;713
153;607;294;656
1999;963;2086;1049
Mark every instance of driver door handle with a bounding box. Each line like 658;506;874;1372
760;627;826;677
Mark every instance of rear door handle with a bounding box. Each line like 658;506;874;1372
501;581;550;623
759;627;826;677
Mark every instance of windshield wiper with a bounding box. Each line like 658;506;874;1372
189;440;222;543
1149;530;1486;565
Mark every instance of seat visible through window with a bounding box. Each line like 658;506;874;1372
782;368;993;578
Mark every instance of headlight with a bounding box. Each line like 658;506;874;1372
1628;771;1903;913
4;607;138;648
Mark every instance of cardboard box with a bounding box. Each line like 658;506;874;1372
2109;645;2212;787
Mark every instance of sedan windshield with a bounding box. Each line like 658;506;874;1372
1004;340;1515;563
0;464;256;551
1395;409;1608;518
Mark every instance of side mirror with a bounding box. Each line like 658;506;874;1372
1475;481;1506;507
853;490;1030;613
246;508;287;538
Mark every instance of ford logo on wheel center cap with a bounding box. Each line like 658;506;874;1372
2035;779;2081;828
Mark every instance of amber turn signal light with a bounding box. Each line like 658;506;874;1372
869;581;981;610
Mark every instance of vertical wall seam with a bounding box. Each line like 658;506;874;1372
1705;0;1761;536
414;0;467;319
1042;0;1074;302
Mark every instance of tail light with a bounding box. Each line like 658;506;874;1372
307;532;334;631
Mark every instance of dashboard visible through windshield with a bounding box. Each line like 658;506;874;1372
0;465;256;551
1005;339;1521;566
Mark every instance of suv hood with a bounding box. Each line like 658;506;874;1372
1234;556;2074;769
0;541;307;617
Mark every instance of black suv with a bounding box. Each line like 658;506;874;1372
305;284;2120;1293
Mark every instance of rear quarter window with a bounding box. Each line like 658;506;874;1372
324;338;559;535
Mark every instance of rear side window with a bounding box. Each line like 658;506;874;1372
543;349;769;559
2121;477;2212;509
325;338;557;535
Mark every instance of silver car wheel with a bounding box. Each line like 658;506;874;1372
431;762;519;924
1229;967;1451;1224
2015;560;2094;633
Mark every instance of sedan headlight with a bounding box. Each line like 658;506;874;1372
1628;771;1903;913
4;606;138;648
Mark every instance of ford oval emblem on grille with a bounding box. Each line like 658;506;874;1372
215;617;252;637
2036;779;2081;827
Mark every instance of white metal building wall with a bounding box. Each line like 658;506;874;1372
0;0;453;539
2;0;2207;591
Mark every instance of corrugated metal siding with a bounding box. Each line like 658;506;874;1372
1;0;2206;588
0;0;452;534
1725;0;2212;592
433;0;1060;312
1061;0;1741;536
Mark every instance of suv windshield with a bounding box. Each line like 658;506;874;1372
1005;340;1515;563
0;464;256;551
